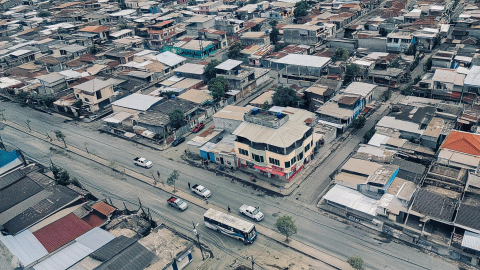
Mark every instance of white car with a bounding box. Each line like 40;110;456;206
239;204;264;221
191;184;211;198
133;157;153;168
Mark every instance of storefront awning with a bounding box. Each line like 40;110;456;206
254;165;285;177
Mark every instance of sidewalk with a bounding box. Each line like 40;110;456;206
3;119;353;270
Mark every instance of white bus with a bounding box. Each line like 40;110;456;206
204;208;257;244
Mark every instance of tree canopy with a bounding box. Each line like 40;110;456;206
167;170;179;192
347;256;364;270
333;47;349;62
54;130;67;148
425;57;432;71
272;86;303;107
208;76;229;100
38;10;51;17
344;63;363;84
352;116;366;129
294;1;310;18
204;59;221;83
275;215;297;241
187;0;197;5
51;163;82;188
228;41;243;59
169;109;186;129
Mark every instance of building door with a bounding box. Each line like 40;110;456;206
220;157;224;165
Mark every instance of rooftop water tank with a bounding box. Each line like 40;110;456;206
265;30;269;34
177;72;181;77
276;112;282;119
171;95;176;99
252;108;258;115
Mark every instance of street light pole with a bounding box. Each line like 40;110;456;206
192;221;205;260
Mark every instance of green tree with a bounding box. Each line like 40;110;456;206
204;59;221;83
38;10;51;17
363;127;376;143
272;86;303;107
401;85;413;96
270;27;280;45
187;0;197;5
50;163;82;188
167;170;179;192
380;89;391;102
333;47;349;62
379;28;387;37
344;63;363;84
169;109;185;129
88;45;98;54
352;116;366;129
425;57;433;71
390;59;400;68
274;43;284;52
118;21;128;30
348;256;364;270
228;41;243;59
54;130;67;148
294;1;309;18
275;215;297;241
208;76;229;100
73;99;83;109
262;100;271;110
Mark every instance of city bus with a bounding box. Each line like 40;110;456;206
204;208;257;244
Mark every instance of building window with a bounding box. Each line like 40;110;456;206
239;148;249;156
252;153;264;163
84;97;90;102
96;90;102;100
304;144;310;152
285;161;291;168
297;152;303;161
291;156;296;164
269;157;280;166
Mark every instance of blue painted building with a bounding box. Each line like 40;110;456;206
199;142;217;162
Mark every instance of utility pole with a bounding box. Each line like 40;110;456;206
251;255;254;270
192;221;205;260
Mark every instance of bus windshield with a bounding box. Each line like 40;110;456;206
247;227;256;240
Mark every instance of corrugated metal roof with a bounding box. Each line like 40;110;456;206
0;168;24;190
215;59;242;71
274;54;330;68
33;228;114;270
343;82;376;97
0;230;48;266
323;185;378;216
75;227;115;251
91;201;115;216
93;242;157;270
111;93;162;112
90;236;136;262
33;213;92;253
462;231;480;251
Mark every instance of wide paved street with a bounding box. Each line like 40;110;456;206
1;100;460;270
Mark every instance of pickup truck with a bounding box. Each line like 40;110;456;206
167;196;188;211
133;157;153;168
239;204;264;221
191;184;211;198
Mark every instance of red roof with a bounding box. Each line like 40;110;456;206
441;130;480;156
33;213;92;253
82;212;106;227
91;201;116;216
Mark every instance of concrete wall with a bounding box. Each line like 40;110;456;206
327;40;356;53
358;38;386;52
213;117;243;133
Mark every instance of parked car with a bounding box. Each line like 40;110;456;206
133;157;153;168
239;204;264;221
167;196;188;211
191;184;211;198
172;137;185;146
193;123;205;133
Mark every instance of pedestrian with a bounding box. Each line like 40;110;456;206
231;178;235;183
157;171;160;179
205;197;209;204
188;182;191;189
250;174;253;181
228;205;231;213
184;149;187;154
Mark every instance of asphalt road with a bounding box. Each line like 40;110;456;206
0;100;459;270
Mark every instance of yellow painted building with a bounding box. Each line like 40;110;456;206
233;107;316;181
